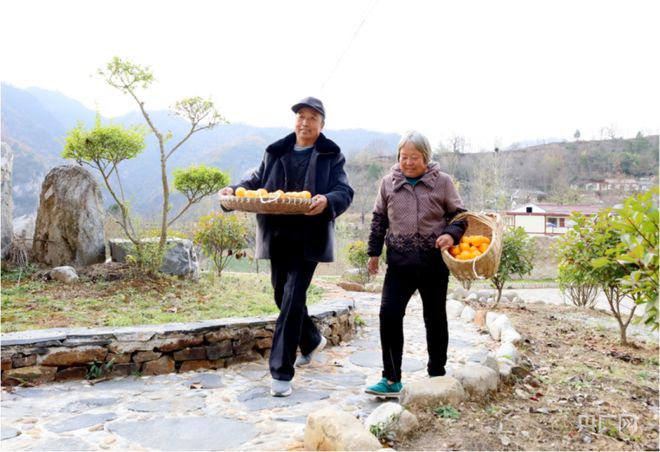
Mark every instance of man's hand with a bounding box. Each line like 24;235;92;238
435;233;454;251
305;194;328;216
218;186;234;198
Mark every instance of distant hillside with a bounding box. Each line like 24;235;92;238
434;135;659;210
0;83;400;218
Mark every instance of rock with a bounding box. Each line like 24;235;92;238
337;281;365;292
501;291;518;301
40;346;107;366
1;142;13;260
109;238;199;278
460;305;476;322
485;312;499;330
141;356;176;375
446;299;465;319
304;406;381;451
452;364;499;398
496;357;516;380
364;402;418;440
474;310;487;328
2;365;57;385
501;327;522;344
477;289;495;299
496;342;519;363
488;314;512;341
466;292;478;302
452;287;468;300
49;266;79;283
400;376;465;411
364;282;382;293
32;165;106;267
480;352;499;373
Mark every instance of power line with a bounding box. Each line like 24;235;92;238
318;0;379;93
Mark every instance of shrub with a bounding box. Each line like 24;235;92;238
346;240;370;284
490;227;536;305
194;212;248;277
555;213;600;308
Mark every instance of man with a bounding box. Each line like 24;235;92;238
219;97;354;396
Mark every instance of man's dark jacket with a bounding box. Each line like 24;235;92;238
231;132;354;262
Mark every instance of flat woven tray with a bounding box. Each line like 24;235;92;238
219;195;312;215
441;212;503;280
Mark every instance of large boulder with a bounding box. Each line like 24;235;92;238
32;165;106;267
1;142;13;260
109;237;199;278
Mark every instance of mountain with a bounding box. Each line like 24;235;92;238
1;83;400;217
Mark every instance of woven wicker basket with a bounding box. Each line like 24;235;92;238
219;195;312;215
441;212;503;280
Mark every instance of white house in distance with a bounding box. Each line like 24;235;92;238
504;203;603;235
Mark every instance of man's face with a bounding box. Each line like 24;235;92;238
294;107;324;145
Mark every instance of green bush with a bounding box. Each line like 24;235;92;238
555;214;600;308
609;187;658;330
490;227;535;304
346;240;370;284
194;212;248;277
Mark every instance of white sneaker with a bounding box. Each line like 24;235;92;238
270;379;292;397
295;336;327;367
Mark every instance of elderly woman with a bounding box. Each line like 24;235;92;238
365;130;467;397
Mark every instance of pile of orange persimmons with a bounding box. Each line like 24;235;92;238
448;235;491;260
234;187;312;199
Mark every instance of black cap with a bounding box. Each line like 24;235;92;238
291;96;325;118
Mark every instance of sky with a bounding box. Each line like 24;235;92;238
2;0;659;152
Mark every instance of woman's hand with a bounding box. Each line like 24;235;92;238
435;233;454;251
305;194;328;216
368;256;380;275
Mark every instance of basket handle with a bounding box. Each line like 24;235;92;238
259;191;282;204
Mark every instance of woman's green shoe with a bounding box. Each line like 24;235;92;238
365;377;402;397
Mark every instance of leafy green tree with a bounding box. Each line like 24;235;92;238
63;114;150;262
98;56;227;259
490;227;535;305
573;129;581;141
194;212;248;277
346;240;370;284
170;165;229;226
555;213;600;308
610;187;659;330
589;209;639;344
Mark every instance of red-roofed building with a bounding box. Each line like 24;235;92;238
504;203;603;235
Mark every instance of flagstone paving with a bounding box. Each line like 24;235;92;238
1;290;493;451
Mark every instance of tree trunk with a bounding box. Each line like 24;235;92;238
159;138;169;257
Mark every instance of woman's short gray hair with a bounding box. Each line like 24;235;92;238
397;130;433;164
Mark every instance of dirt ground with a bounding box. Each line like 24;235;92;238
397;301;659;451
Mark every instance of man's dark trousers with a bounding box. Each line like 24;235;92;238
269;237;322;381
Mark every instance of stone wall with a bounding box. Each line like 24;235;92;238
0;299;355;386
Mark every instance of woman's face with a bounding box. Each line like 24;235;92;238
398;141;427;178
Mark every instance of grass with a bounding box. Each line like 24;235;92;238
1;267;324;333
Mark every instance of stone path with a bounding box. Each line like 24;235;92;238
0;290;493;451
